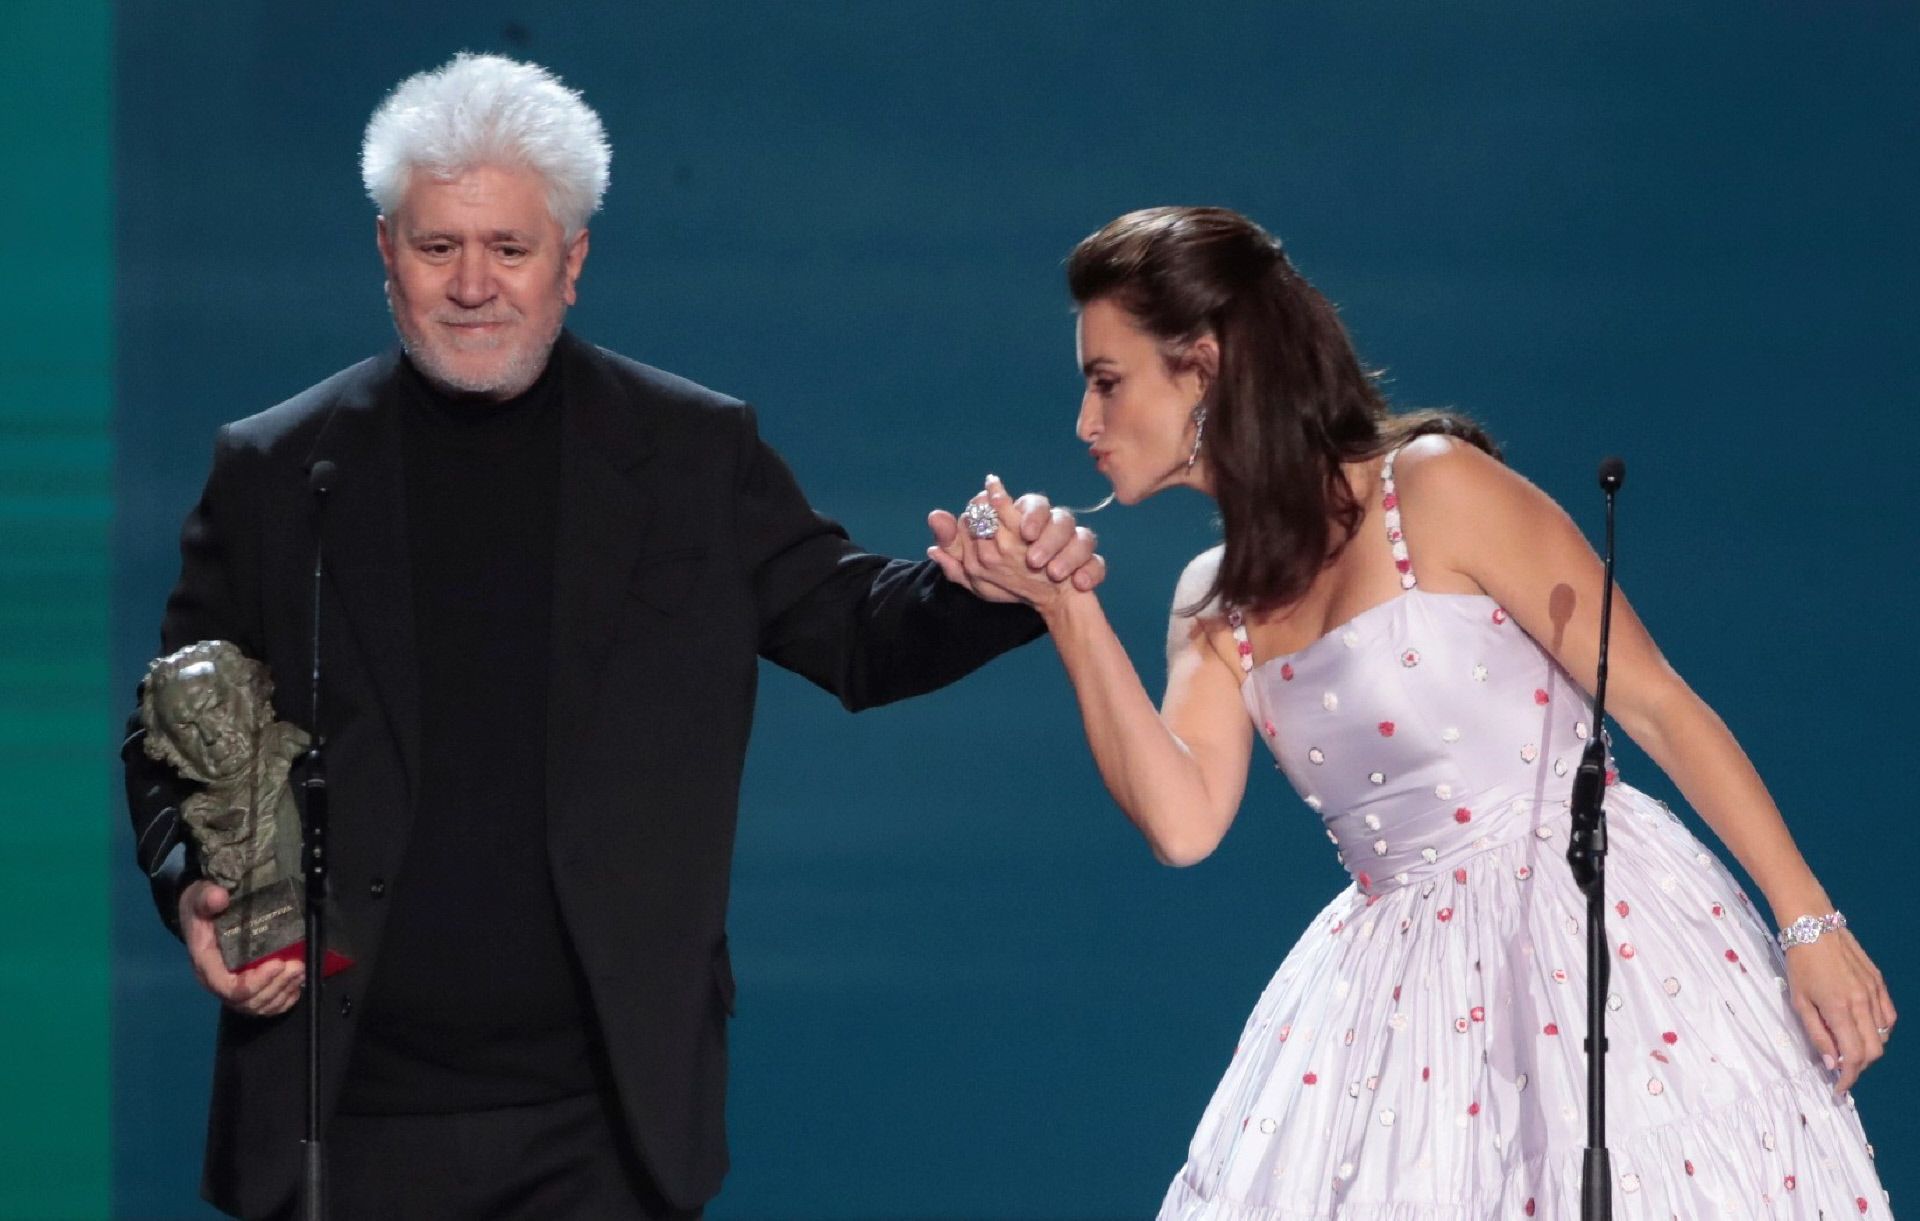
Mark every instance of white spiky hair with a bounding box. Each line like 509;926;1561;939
361;52;610;237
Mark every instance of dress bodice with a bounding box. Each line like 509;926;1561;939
1230;447;1601;895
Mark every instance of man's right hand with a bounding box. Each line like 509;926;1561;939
180;880;305;1017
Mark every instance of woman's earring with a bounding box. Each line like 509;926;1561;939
1185;404;1209;472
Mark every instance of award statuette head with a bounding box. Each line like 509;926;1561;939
141;641;325;972
142;642;276;786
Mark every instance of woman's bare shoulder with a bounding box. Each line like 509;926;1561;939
1391;432;1546;527
1392;432;1510;494
1168;544;1233;660
1173;544;1227;613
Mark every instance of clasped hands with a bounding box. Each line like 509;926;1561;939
928;475;1099;610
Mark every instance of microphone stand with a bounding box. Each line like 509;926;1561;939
301;462;335;1221
1567;456;1624;1221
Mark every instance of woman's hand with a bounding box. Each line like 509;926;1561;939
1784;927;1895;1096
927;476;1102;607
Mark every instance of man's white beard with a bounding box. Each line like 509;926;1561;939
390;294;566;399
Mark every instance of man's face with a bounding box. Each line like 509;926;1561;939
377;163;590;400
154;664;256;782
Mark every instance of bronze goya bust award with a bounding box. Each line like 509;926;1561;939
141;640;347;974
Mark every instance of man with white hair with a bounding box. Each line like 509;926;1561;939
124;53;1099;1219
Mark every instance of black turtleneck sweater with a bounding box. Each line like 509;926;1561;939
339;353;598;1114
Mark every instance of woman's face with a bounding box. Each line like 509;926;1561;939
1075;297;1211;504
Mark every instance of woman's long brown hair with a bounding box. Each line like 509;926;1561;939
1067;206;1499;617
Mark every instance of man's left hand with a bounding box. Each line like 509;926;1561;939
927;475;1104;601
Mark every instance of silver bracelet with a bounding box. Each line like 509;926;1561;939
1778;911;1847;950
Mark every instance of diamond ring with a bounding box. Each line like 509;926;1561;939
962;501;1000;540
1877;1026;1891;1038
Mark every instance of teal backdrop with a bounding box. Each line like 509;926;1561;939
10;1;1907;1217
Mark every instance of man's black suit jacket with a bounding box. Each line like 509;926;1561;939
122;331;1043;1218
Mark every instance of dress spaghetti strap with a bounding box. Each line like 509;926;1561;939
1227;444;1417;671
1227;607;1254;675
1381;444;1417;591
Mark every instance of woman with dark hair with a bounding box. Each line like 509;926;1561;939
932;207;1892;1216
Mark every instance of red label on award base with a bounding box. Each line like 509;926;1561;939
243;940;353;978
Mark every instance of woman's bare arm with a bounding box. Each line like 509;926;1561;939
1395;436;1895;1092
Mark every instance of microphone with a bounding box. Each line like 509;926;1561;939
1598;456;1625;493
305;458;335;764
1571;457;1625;872
309;459;339;499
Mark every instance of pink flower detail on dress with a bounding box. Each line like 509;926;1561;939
1620;943;1637;960
1525;1198;1536;1216
1605;768;1619;786
1392;985;1402;1001
1302;1071;1318;1085
1422;1066;1431;1081
1453;868;1468;884
1533;688;1550;705
1263;720;1278;737
1378;721;1396;736
1711;903;1725;918
1357;871;1372;891
1454;1017;1469;1033
1382;492;1399;510
1437;908;1454;922
1786;1175;1797;1191
1400;649;1421;667
1685;1160;1695;1176
1395;558;1412;574
1454;807;1472;823
1278;1024;1292;1041
1726;949;1741;963
1616;900;1631;917
1470;1005;1485;1022
1280;663;1295;681
1468;1100;1481;1116
1662;1031;1678;1045
1492;607;1508;624
1543;1023;1559;1036
1859;1197;1872;1213
1238;640;1253;656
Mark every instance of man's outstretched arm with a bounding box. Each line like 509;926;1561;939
736;407;1099;710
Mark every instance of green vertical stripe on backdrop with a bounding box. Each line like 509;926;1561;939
0;2;113;1218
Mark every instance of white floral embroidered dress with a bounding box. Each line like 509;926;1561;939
1158;447;1888;1219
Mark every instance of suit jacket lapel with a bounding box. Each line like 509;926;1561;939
306;352;423;805
546;333;662;816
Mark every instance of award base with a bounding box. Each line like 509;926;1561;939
216;877;354;976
